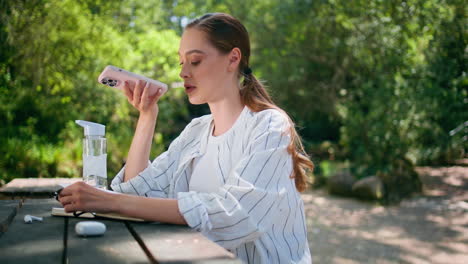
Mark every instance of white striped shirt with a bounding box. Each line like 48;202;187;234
189;122;226;193
111;106;312;264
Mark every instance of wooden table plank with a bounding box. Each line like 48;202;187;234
0;198;241;263
131;223;242;263
0;199;64;263
66;218;150;264
0;200;22;235
0;178;81;198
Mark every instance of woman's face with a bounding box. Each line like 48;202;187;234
178;28;233;105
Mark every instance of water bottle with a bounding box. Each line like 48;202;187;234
75;120;107;189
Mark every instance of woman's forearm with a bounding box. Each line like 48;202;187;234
124;112;158;181
59;182;185;224
110;193;187;225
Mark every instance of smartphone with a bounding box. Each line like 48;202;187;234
98;65;168;96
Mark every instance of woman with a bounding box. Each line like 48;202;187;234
59;13;313;263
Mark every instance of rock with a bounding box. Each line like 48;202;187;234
327;171;356;197
352;176;384;200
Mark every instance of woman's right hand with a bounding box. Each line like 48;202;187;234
122;80;164;116
122;80;163;182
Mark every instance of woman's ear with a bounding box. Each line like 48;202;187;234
227;47;241;72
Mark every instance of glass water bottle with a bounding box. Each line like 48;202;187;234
76;120;108;189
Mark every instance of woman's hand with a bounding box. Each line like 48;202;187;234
121;80;163;182
58;182;117;214
123;80;164;116
58;182;186;224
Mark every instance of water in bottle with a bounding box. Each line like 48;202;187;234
76;120;108;190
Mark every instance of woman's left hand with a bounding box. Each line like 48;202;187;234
58;182;116;213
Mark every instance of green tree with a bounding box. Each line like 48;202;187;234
1;0;464;204
0;0;187;184
169;0;465;201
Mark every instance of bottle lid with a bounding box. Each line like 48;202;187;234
75;120;105;136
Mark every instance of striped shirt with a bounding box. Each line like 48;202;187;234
111;106;312;264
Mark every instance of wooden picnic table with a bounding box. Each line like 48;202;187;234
0;178;82;199
0;198;241;263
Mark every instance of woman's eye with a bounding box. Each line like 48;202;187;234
191;61;201;66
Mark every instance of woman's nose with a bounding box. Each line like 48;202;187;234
179;65;191;79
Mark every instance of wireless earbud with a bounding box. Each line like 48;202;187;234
24;215;43;224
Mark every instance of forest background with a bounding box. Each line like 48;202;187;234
0;0;465;202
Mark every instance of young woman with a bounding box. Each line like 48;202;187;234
59;13;313;263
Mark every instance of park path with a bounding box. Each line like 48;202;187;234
302;165;468;264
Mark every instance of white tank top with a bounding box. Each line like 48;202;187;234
189;123;225;193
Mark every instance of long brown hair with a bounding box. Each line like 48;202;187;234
186;13;314;192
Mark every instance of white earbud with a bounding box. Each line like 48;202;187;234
24;215;43;224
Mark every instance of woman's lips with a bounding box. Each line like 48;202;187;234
184;84;196;94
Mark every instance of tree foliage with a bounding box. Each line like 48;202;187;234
172;0;466;201
1;0;465;202
0;0;187;183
